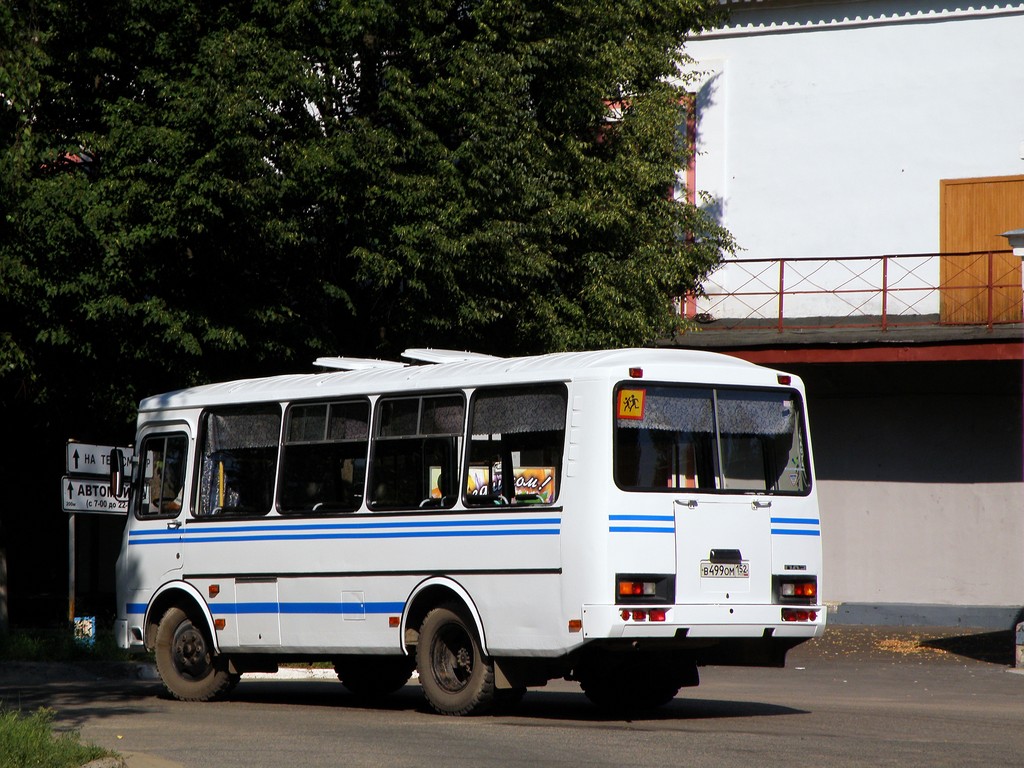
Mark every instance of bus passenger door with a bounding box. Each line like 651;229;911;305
673;496;773;605
123;431;189;590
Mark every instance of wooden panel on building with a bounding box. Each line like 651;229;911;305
939;175;1023;324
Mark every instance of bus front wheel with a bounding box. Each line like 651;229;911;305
155;606;238;702
416;604;495;715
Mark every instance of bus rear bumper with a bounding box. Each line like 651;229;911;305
581;603;826;641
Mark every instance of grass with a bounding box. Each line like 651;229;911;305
0;626;139;664
1;626;130;766
0;707;115;768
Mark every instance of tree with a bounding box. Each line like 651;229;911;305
0;0;732;622
3;0;731;405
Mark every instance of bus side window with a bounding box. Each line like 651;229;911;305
197;405;281;517
279;401;369;514
368;394;464;510
465;384;567;507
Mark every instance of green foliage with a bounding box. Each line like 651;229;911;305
1;0;732;435
0;708;113;768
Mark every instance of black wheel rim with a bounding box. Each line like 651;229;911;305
430;622;474;693
171;620;211;681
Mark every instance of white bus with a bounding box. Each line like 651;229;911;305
113;347;824;715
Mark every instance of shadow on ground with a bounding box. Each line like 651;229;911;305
920;630;1014;666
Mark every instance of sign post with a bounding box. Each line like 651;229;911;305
63;441;133;624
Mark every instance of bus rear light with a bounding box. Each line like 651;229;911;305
774;575;818;605
618;580;656;598
781;581;816;598
618;609;666;622
782;609;818;622
629;367;643;378
777;374;792;385
616;574;674;604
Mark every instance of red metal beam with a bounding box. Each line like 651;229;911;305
720;341;1024;364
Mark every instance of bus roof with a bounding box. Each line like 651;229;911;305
137;347;782;413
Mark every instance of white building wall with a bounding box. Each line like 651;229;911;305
686;1;1024;318
807;383;1024;613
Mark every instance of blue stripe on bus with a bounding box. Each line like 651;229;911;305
608;514;674;522
126;601;406;617
129;532;561;544
128;518;560;545
770;517;820;526
208;601;406;616
129;518;560;535
167;529;559;544
770;516;820;536
608;513;674;534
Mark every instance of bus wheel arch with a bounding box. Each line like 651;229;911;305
144;582;217;653
401;579;488;655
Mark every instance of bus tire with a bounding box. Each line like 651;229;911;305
416;603;495;716
335;655;414;699
155;606;238;702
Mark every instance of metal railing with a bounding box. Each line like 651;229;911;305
690;250;1023;332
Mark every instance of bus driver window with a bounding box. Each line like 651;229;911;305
139;434;187;516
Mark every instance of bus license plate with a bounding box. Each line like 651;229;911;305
700;561;750;578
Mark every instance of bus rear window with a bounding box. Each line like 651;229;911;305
614;384;810;494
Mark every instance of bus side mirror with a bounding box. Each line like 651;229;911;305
110;448;126;498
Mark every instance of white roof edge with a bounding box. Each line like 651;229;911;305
313;356;407;371
140;348;786;413
401;348;503;364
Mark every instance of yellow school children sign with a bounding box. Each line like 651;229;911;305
617;389;646;420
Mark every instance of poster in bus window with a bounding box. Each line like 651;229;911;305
514;467;556;504
460;465;556;504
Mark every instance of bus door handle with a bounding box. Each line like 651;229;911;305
166;520;182;530
752;499;772;510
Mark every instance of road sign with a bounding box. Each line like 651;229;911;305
66;442;133;477
61;475;130;515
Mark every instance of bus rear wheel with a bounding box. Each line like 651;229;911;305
334;655;414;699
416;604;495;715
155;606;238;702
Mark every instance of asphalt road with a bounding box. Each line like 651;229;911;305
1;626;1021;768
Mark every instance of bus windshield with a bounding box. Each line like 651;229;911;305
614;384;810;494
